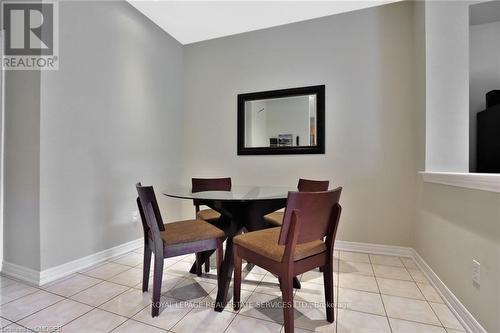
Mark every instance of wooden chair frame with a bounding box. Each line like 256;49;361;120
233;189;342;333
191;177;231;273
136;183;224;317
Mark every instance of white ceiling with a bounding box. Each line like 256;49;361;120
129;0;402;45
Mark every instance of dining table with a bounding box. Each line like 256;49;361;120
163;184;299;311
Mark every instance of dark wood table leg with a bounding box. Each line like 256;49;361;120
214;210;243;312
214;236;235;312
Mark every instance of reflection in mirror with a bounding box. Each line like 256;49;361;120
237;85;324;155
244;95;317;148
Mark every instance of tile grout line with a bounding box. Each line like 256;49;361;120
369;253;394;333
406;257;450;331
2;250;465;333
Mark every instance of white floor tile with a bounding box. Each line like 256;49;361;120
238;292;284;323
293;300;336;332
369;255;404;267
171;305;236;333
113;319;167;333
401;258;418;270
165;261;195;277
389;318;446;333
71;281;129;307
43;274;101;297
203;288;253;313
111;267;144;287
338;273;379;293
0;282;38;305
81;262;131;280
226;314;282;333
99;288;152;317
407;269;429;284
296;281;328;305
0;290;63;321
5;323;35;332
372;265;412;281
338;287;385;316
0;317;13;328
340;252;370;263
166;279;216;302
429;302;465;331
0;276;19;289
18;299;93;332
376;277;425;300
62;308;127;333
132;296;194;330
134;272;185;294
382;294;440;326
113;252;144;267
337;309;391;333
417;283;443;303
337;260;374;276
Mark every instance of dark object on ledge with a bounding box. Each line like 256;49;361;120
477;98;500;173
486;90;500;108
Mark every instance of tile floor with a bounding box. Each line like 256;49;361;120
0;249;466;332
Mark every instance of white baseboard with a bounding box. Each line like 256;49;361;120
334;240;484;333
0;238;485;332
335;240;414;258
412;250;486;333
1;261;40;286
1;238;142;286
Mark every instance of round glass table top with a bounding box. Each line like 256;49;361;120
163;185;296;201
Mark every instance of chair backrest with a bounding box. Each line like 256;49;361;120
278;187;342;246
136;183;164;253
192;177;232;193
297;178;329;192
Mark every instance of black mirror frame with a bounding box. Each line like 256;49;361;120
237;85;325;155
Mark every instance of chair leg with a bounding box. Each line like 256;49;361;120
142;244;152;292
280;277;295;333
151;256;164;317
216;239;223;275
195;253;203;277
204;254;210;273
323;261;335;323
233;245;242;311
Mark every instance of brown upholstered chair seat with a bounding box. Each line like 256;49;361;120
264;211;284;227
234;227;326;263
196;208;221;222
153;219;225;245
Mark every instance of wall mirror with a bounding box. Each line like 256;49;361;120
237;85;325;155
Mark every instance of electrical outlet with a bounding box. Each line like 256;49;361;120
131;210;140;223
472;259;480;286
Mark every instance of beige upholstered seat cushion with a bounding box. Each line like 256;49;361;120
159;219;225;245
233;227;326;263
196;209;221;222
264;211;284;227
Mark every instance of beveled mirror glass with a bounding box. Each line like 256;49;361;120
237;85;325;155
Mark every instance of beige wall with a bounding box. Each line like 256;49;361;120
415;181;500;332
182;2;417;247
415;1;500;331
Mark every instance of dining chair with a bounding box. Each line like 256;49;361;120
192;177;232;222
136;183;225;317
264;178;330;227
233;188;342;333
191;177;231;272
